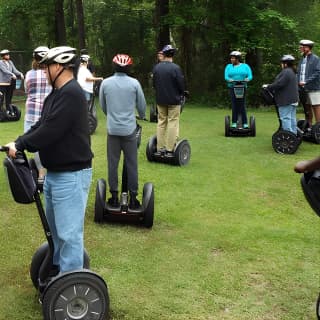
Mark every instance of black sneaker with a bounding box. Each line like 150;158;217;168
107;197;120;207
129;197;141;209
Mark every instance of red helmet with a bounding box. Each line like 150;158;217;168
112;54;133;67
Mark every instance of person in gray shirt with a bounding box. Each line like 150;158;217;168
99;54;146;209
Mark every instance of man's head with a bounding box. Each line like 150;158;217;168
0;49;10;60
40;46;77;87
112;54;133;74
161;45;177;58
299;39;314;55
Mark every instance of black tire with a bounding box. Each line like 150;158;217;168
149;103;157;122
272;130;299;154
174;139;191;166
316;292;320;320
312;123;320;144
11;105;21;121
250;116;256;137
297;119;307;130
95;179;106;223
88;112;98;135
30;242;90;289
142;182;154;228
42;271;109;320
146;135;157;162
225;115;230;137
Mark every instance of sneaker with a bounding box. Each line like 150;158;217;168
166;150;174;157
107;196;119;207
231;123;237;128
243;123;248;129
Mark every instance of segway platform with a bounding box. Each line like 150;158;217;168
0;105;21;122
225;115;256;137
0;146;110;319
297;119;320;144
146;135;191;166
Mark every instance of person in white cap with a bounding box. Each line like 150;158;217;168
297;39;320;126
0;49;24;115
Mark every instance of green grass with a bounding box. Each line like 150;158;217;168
0;101;319;319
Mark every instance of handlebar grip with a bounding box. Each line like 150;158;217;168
0;146;9;152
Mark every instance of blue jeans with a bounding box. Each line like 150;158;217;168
278;104;297;134
43;168;92;273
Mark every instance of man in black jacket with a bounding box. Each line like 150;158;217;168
6;46;93;274
152;45;185;155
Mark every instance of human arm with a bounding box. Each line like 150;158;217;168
294;157;320;173
135;81;146;120
99;80;107;116
244;64;253;82
10;61;24;79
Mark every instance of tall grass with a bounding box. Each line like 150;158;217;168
0;101;319;319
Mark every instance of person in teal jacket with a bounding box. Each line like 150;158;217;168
224;51;253;128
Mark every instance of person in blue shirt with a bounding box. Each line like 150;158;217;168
224;51;253;128
99;54;146;209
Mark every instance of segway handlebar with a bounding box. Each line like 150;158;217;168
0;146;9;152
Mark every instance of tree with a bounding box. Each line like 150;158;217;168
54;0;67;45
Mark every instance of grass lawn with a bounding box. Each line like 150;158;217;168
0;100;319;319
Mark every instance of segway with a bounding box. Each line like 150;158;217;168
297;87;320;144
225;81;256;137
261;87;301;154
0;104;21;122
0;146;110;319
88;81;101;135
146;135;191;166
298;170;320;319
94;124;155;228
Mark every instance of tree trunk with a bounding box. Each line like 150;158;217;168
54;0;67;45
75;0;86;49
155;0;170;50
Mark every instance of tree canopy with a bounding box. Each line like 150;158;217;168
0;0;319;105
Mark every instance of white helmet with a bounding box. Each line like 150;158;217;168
80;54;90;62
230;50;242;58
33;46;49;61
40;46;76;66
0;49;10;56
299;39;314;48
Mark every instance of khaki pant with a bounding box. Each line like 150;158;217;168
156;104;181;152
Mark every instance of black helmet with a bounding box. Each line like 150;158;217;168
162;45;177;57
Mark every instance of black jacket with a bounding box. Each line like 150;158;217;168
152;61;185;105
267;67;299;107
15;79;93;171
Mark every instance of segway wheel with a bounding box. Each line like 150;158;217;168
297;119;307;130
174;139;191;166
249;116;256;137
225;115;230;137
94;179;106;223
272;130;299;154
88;112;98;135
149;103;157;123
30;242;90;289
312;123;320;144
141;182;154;228
11;105;21;121
146;135;157;162
42;271;109;320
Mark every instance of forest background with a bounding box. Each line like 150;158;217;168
0;0;319;106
